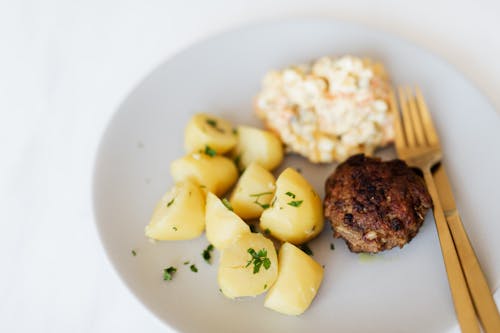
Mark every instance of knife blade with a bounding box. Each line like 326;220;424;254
434;163;500;332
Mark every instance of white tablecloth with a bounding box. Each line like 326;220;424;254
1;1;498;332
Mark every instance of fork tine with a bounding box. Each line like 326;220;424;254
389;87;405;152
415;86;440;146
406;87;427;146
398;87;416;147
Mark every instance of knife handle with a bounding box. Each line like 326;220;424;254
447;212;500;332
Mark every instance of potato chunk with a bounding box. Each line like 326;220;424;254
205;192;250;250
264;242;324;315
233;126;283;171
229;162;276;220
145;181;205;240
218;233;278;299
184;113;238;154
171;153;238;197
260;168;323;244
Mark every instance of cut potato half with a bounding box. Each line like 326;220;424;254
260;168;323;244
229;162;276;220
185;113;237;154
232;125;283;171
218;233;278;299
264;242;324;315
171;153;238;197
205;192;250;250
145;180;205;240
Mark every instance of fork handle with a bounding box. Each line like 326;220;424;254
447;212;500;332
423;170;480;333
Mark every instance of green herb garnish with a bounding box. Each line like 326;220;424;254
131;250;137;256
249;224;257;233
300;243;313;256
204;145;217;157
245;248;271;274
288;200;303;207
183;261;190;265
167;198;175;207
172;226;178;231
285;191;296;199
330;243;335;251
202;244;215;264
264;284;268;290
206;119;217;127
163;266;177;281
232;128;238;135
206;118;224;133
264;228;271;236
222;198;233;211
250;191;273;210
190;264;198;273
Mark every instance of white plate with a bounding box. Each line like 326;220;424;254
93;19;500;333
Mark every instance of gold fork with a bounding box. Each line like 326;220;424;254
393;86;500;333
391;86;479;333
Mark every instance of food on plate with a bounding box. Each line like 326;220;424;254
218;233;278;299
185;113;238;154
255;55;394;163
229;162;276;220
264;242;324;315
323;154;432;253
260;168;323;244
232;125;284;171
145;180;205;240
205;192;251;250
170;153;238;196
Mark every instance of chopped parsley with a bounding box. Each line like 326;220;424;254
264;228;271;236
204;145;217;157
285;191;296;199
330;243;335;251
249;191;274;198
264;284;268;290
222;198;233;211
166;198;175;207
172;226;178;231
206;118;224;133
183;261;190;265
287;200;303;207
300;243;313;256
250;191;273;210
131;250;137;256
163;266;177;281
246;248;271;274
206;118;217;127
202;244;215;264
232;128;238;135
190;264;198;273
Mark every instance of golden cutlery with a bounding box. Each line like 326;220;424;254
391;86;480;333
415;88;500;332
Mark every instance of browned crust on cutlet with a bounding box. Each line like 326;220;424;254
323;154;432;253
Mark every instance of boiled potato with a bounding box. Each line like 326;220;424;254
171;153;238;197
260;168;323;244
229;162;276;220
264;242;324;315
184;113;238;154
233;125;283;171
205;192;250;249
145;180;205;240
218;233;278;299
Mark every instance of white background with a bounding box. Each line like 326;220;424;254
0;0;499;332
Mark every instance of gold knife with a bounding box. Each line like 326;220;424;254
434;163;500;332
